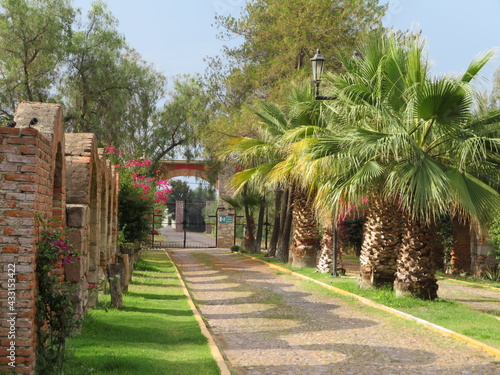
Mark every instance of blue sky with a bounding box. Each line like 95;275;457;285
73;0;500;92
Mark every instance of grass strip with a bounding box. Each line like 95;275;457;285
64;251;220;375
243;253;500;353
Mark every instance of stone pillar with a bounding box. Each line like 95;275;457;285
175;200;185;232
205;200;215;234
217;206;235;248
65;204;89;316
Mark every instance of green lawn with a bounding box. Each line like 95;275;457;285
244;253;500;350
64;251;219;375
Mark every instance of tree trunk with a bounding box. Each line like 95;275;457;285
253;194;266;253
316;220;343;274
243;186;256;251
276;186;293;262
290;188;320;268
394;216;440;300
268;188;283;257
449;216;471;274
359;197;402;289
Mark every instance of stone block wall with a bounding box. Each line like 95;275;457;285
0;103;119;374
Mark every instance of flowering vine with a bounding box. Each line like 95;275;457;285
103;144;172;243
36;221;82;374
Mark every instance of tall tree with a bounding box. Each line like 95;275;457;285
226;83;328;266
61;1;166;150
147;74;211;174
0;0;75;120
211;0;385;104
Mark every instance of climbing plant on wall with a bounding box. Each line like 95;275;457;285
36;221;82;374
104;144;172;243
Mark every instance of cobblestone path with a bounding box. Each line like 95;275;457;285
168;248;500;375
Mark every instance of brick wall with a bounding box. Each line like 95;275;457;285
1;103;119;374
0;126;53;374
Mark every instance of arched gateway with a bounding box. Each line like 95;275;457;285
156;160;235;248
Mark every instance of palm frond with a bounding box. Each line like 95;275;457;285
447;167;500;225
461;49;496;83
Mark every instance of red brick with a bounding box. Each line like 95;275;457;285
5;174;35;182
20;128;38;136
2;246;19;253
4;211;34;218
16;274;35;282
0;202;17;209
19;165;36;173
20;146;35;155
6;137;36;146
0;127;19;135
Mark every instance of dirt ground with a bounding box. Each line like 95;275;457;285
168;248;500;375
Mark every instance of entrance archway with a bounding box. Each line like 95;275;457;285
155;160;235;248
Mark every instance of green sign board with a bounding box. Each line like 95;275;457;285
219;215;233;224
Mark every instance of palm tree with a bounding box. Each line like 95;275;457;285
301;32;500;298
223;83;327;266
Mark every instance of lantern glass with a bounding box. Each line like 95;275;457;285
310;49;326;82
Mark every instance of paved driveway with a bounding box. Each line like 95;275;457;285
168;248;499;375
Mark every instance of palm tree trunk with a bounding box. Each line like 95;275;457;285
394;216;440;300
267;188;283;257
290;188;320;268
316;220;343;274
253;194;266;253
243;186;256;251
276;186;293;262
359;197;402;289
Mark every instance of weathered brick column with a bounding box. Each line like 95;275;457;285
1;102;65;374
65;134;101;307
175;200;185;232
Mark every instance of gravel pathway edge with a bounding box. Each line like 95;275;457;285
165;250;232;375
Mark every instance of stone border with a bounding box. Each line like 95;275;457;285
437;275;500;291
164;250;231;375
243;254;500;359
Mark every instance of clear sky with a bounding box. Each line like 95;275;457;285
73;0;500;92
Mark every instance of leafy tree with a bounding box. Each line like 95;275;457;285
225;83;330;265
210;0;386;105
61;1;166;151
147;74;212;174
0;0;75;121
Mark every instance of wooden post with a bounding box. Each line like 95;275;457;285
107;263;123;309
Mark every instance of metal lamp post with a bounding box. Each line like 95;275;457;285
311;48;339;276
310;49;337;101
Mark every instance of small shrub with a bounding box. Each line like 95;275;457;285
483;265;500;282
36;222;83;374
230;245;241;252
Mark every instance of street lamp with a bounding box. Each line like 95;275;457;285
310;49;336;100
311;48;339;276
